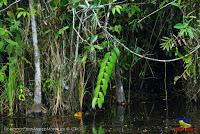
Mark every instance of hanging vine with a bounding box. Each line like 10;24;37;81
92;47;120;109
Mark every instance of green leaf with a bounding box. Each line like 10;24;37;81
81;55;87;65
187;16;196;19
94;45;103;50
99;65;107;77
174;76;181;85
90;35;98;44
185;67;192;77
103;73;110;82
1;0;7;6
92;127;97;134
15;43;22;56
178;29;186;37
175;47;183;57
0;27;10;37
17;11;29;18
182;73;187;80
112;5;122;15
128;5;140;17
102;79;108;95
174;23;185;29
159;0;168;8
171;0;183;8
98;127;105;134
0;41;4;51
6;39;18;54
98;92;104;103
160;36;176;51
115;7;121;14
10;20;21;31
113;48;120;57
17;12;23;18
97;98;103;108
106;64;113;77
112;8;115;15
110;25;122;34
107;62;115;76
183;55;192;64
78;4;87;9
18;94;25;101
56;26;69;38
94;85;100;97
97;71;104;85
110;53;117;64
186;28;194;39
100;53;110;68
7;11;15;18
17;8;25;11
0;72;5;82
92;97;97;108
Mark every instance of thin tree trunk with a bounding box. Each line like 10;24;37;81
115;64;126;104
29;0;42;112
116;105;125;122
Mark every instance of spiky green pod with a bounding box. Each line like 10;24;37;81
92;48;120;109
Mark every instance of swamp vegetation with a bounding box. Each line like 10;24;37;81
0;0;199;118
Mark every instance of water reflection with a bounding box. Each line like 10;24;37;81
92;126;105;134
1;101;200;133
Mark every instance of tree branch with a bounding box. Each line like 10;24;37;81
0;0;22;13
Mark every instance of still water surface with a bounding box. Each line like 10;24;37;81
1;99;200;133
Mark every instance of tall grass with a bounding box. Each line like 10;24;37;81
7;58;18;116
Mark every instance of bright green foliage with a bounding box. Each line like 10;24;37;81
171;0;183;9
0;66;7;82
0;17;22;115
7;58;18;115
112;5;122;15
0;26;22;56
119;4;141;16
17;8;30;18
161;36;176;51
18;85;25;101
161;9;198;85
92;126;105;134
0;0;199;115
56;26;69;39
174;23;194;39
174;50;196;84
174;12;197;40
109;25;122;35
92;48;120;109
0;0;7;7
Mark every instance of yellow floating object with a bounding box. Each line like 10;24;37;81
74;112;83;118
179;120;191;128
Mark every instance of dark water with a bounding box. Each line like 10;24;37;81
1;99;200;134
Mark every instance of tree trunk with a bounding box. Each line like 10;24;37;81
115;64;126;104
29;0;42;113
116;105;125;122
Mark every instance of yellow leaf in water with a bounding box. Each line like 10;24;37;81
74;112;83;119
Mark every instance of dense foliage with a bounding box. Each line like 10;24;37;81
0;0;199;115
